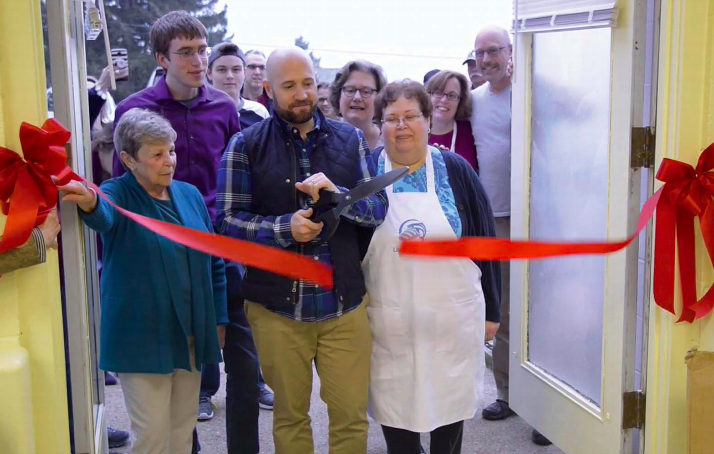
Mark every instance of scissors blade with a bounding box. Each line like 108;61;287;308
334;167;408;215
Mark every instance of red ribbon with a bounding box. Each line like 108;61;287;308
400;143;714;322
0;120;333;289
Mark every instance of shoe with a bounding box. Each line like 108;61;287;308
107;427;130;449
258;386;274;410
482;399;515;421
532;429;552;446
197;395;214;421
104;371;117;386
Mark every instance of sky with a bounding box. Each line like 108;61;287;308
219;0;512;82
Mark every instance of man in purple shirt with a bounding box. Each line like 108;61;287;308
110;11;257;454
112;13;240;223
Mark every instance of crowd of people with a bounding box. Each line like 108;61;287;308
52;8;555;454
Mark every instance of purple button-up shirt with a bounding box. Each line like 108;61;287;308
112;76;241;222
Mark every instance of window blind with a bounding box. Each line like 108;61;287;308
513;0;618;33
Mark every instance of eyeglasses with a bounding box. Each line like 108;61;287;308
171;47;210;62
246;64;266;71
474;46;507;60
429;91;461;102
382;112;423;126
342;86;378;98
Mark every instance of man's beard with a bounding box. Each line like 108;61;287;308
274;99;317;124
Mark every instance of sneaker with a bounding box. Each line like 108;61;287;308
107;427;130;449
197;395;214;421
532;429;553;446
482;399;515;421
104;371;117;386
258;387;274;410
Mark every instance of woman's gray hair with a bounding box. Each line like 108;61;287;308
114;108;177;169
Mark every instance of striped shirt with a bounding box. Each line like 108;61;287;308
217;113;387;322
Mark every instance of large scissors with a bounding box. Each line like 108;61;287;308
300;167;408;246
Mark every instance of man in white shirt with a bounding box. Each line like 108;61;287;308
242;49;272;111
470;25;551;447
208;43;270;129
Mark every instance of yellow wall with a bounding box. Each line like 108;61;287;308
646;0;714;452
0;0;71;453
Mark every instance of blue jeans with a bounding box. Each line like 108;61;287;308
193;265;261;454
199;363;220;398
223;265;262;454
199;362;266;398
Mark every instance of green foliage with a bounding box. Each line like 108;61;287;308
294;35;321;69
43;0;230;103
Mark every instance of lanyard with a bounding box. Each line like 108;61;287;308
450;121;458;152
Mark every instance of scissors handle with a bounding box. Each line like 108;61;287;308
310;190;345;222
296;189;343;247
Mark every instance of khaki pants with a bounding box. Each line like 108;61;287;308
245;299;372;454
493;217;511;402
119;339;201;454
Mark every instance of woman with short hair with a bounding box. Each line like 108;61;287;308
330;60;387;149
363;80;501;454
425;70;479;173
58;108;227;454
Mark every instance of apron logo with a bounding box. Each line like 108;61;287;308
399;219;427;240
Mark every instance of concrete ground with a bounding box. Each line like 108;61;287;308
106;362;564;454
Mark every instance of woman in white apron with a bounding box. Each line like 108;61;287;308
362;80;502;454
425;71;479;174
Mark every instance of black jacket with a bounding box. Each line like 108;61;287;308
239;112;371;309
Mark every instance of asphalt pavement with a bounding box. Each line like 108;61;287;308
106;358;565;454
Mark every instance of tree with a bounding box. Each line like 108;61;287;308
295;36;321;69
43;0;231;103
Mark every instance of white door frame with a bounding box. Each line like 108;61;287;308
509;0;656;452
46;0;107;452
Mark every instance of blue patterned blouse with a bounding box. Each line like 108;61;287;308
377;146;462;237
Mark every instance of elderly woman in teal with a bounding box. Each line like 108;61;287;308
58;108;227;454
362;80;501;454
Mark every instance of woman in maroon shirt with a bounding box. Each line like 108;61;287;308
425;70;479;173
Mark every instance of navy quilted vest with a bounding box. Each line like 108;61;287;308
241;113;367;309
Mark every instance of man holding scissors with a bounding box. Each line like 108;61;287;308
216;47;390;454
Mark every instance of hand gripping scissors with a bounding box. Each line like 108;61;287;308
301;167;409;246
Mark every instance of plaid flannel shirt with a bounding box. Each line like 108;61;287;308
217;114;386;322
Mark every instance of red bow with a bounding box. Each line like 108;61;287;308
654;142;714;322
0;119;69;253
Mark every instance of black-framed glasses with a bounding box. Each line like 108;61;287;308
246;63;266;71
342;86;378;98
429;91;461;102
381;112;423;127
475;46;507;59
171;47;210;62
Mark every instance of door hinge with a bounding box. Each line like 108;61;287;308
622;391;646;429
630;126;655;168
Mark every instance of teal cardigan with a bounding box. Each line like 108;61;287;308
80;172;228;374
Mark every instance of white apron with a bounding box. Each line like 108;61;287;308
362;149;486;433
